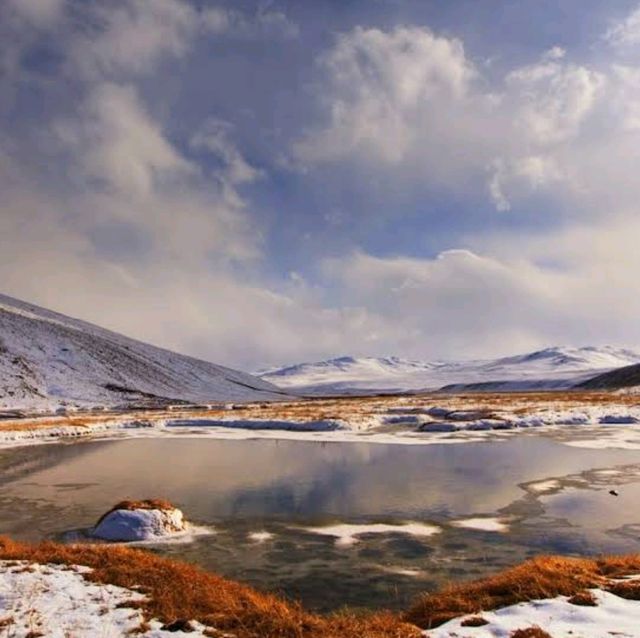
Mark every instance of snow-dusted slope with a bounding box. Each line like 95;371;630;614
0;293;286;410
260;347;640;394
578;362;640;391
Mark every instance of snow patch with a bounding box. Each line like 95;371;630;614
450;517;510;533
298;522;441;547
93;507;188;542
427;587;640;637
248;531;274;543
0;561;211;636
526;479;562;493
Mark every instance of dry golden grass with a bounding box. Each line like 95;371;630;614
5;536;640;636
0;537;420;638
404;554;640;629
567;590;598;606
0;616;14;629
3;389;640;438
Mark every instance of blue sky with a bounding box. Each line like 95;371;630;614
3;0;640;369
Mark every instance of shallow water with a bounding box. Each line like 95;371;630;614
1;436;640;611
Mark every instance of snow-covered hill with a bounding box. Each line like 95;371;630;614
0;294;287;411
259;347;640;394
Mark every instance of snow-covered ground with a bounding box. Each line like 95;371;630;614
3;563;640;638
427;586;640;637
0;293;286;411
259;347;640;394
4;394;640;449
0;561;210;637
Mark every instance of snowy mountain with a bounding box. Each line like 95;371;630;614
0;294;287;411
259;347;640;394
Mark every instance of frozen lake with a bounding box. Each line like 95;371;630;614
1;436;640;611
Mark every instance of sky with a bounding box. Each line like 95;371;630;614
3;0;640;370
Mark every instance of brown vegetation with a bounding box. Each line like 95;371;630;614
567;590;597;606
404;554;640;629
509;628;553;638
460;615;489;626
0;616;15;629
2;389;640;437
4;536;640;636
0;536;420;638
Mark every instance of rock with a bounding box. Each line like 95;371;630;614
92;499;188;542
418;421;458;432
425;407;451;418
383;415;422;425
445;410;495;421
599;415;639;424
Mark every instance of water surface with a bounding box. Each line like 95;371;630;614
1;436;640;611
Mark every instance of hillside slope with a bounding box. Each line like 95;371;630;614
0;294;286;410
260;347;640;394
578;362;640;391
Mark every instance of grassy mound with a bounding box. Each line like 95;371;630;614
0;536;419;638
404;554;640;629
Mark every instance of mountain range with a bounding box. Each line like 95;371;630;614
259;347;640;395
2;291;640;411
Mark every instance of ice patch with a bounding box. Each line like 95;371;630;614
248;531;274;543
378;565;424;577
526;479;562;493
450;517;510;533
298;522;441;547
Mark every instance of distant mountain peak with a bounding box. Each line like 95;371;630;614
260;346;640;395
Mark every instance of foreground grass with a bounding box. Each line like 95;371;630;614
5;536;640;637
404;554;640;629
0;536;420;638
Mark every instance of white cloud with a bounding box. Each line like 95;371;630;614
71;0;198;78
294;24;640;219
7;0;65;28
5;3;640;370
57;83;192;197
202;6;299;39
191;118;263;185
294;26;477;166
488;155;563;211
505;58;604;146
605;5;640;48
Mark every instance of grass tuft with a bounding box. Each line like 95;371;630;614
510;628;553;638
404;554;640;629
0;536;420;638
567;590;597;606
460;615;489;626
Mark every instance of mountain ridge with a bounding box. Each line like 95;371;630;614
0;293;287;411
259;346;640;394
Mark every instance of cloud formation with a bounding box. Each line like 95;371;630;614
3;0;640;370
